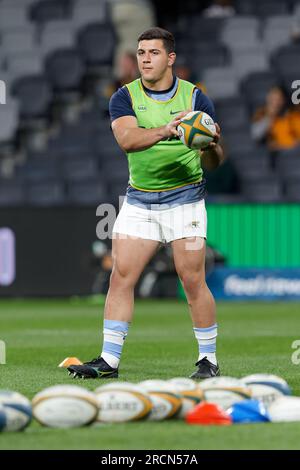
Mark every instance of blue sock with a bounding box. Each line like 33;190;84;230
193;323;218;365
101;319;129;368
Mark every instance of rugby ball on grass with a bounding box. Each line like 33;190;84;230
168;378;204;419
32;385;98;428
138;380;182;420
0;404;7;431
0;390;32;432
241;374;291;407
199;376;252;410
268;396;300;422
95;382;152;423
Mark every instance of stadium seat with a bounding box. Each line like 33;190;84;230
228;146;270;162
39;27;75;56
233;48;269;80
235;0;255;15
284;178;300;201
240;71;279;110
221;23;260;51
203;66;238;99
45;48;84;93
1;29;36;57
67;177;107;205
72;3;107;28
214;97;249;132
61;155;99;182
272;44;300;77
223;130;256;154
242;177;282;202
0;6;29;30
0;180;25;206
223;16;260;30
77;23;115;67
11;74;52;119
26;180;65;206
0;99;19;143
30;0;68;23
189;44;230;76
16;159;59;181
7;52;43;82
255;1;289;17
185;17;224;42
47;125;95;157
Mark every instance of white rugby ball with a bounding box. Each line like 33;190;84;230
241;374;291;407
177;111;216;150
168;378;204;419
32;385;98;428
0;390;32;432
0;404;7;431
268;396;300;422
199;376;252;410
138;380;182;420
95;382;152;423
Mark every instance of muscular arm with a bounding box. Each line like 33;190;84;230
200;144;224;171
111;113;188;153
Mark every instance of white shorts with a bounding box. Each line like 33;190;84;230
112;199;207;243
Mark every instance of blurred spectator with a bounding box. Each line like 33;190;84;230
174;57;207;94
104;51;139;98
108;0;155;71
251;86;300;151
203;0;235;18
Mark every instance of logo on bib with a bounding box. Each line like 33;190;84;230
137;105;147;112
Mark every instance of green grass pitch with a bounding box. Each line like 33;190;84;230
0;298;300;450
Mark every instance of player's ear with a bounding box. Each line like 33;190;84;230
168;52;176;67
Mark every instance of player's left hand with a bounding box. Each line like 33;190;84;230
201;122;221;151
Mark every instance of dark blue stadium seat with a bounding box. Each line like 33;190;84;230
272;44;300;77
255;0;289;17
45;48;85;92
284;178;300;201
61;155;99;181
184;17;224;42
215;97;249;132
240;71;279;110
26;180;65;206
189;43;231;76
16;159;59;181
0;180;25;206
11;74;52;119
223;130;256;154
30;1;69;23
67;177;107;205
77;23;115;67
242;177;282;201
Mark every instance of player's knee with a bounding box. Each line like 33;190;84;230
180;271;205;297
109;262;136;289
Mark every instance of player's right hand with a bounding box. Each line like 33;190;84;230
163;110;191;139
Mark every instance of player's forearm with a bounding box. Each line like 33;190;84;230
120;126;168;152
200;144;224;171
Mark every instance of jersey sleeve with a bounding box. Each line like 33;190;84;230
193;88;216;122
109;86;137;122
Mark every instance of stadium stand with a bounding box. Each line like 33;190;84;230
0;0;300;205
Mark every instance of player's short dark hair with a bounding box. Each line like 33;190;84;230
138;27;175;54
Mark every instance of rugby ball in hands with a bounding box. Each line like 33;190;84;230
0;390;32;432
177;111;216;150
95;382;152;423
32;385;98;428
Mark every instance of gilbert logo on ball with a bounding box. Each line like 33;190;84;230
0;340;6;364
177;111;216;150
